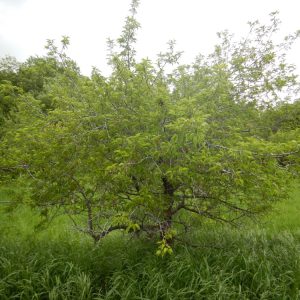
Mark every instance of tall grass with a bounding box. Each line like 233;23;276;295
1;186;300;299
1;225;300;299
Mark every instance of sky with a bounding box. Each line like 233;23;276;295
0;0;300;76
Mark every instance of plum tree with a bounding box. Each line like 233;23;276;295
1;1;299;254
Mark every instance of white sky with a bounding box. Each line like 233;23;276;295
0;0;300;76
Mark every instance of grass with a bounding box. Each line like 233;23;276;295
1;185;300;299
1;227;300;299
263;185;300;233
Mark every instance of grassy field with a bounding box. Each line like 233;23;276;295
263;186;300;233
1;186;300;299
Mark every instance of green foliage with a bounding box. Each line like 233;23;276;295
0;2;299;252
0;56;20;85
0;81;22;128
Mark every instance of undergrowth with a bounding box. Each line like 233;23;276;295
1;228;300;299
1;187;300;299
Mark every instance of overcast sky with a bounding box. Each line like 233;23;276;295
0;0;299;76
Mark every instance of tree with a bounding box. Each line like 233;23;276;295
2;2;299;254
0;56;22;133
259;100;300;173
0;39;76;184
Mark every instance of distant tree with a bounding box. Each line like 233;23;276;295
2;1;300;254
0;56;20;84
259;100;300;173
0;56;21;130
266;100;300;133
0;81;22;131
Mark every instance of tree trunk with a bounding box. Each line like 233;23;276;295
161;176;175;244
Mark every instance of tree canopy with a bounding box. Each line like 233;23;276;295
0;1;299;254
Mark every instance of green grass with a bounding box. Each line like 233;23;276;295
1;227;300;299
1;186;300;299
263;185;300;232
